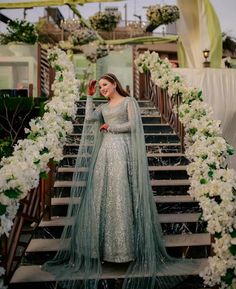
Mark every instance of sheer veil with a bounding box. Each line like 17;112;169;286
42;96;199;289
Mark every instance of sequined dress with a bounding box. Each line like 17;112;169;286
86;97;135;263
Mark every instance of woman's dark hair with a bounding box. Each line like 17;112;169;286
99;73;130;97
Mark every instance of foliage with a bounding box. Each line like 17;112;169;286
222;32;236;54
0;97;47;148
146;4;180;27
0;19;38;45
89;11;121;32
0;138;12;160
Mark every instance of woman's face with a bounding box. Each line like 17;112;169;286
98;78;116;98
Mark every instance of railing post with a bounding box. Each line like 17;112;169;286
42;161;56;221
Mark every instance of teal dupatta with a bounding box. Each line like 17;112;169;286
43;97;199;289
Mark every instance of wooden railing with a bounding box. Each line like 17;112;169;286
1;163;56;284
144;72;185;152
38;44;55;98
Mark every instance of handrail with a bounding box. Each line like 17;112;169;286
1;162;56;284
144;72;185;152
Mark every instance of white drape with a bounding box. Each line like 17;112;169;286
176;0;222;68
174;68;236;169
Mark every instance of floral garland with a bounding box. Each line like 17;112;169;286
0;47;79;280
146;4;180;27
134;50;236;289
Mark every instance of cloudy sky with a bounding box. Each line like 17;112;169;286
0;0;236;37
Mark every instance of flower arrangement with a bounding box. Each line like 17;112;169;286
0;19;38;45
146;4;180;27
82;42;109;63
135;50;236;289
89;11;121;32
69;26;97;46
0;47;79;279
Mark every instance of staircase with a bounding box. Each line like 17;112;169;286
9;100;211;289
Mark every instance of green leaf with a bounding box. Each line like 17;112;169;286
197;90;202;98
27;131;39;140
174;75;180;82
4;188;22;199
229;245;236;256
208;163;217;170
54;64;63;72
221;268;235;285
58;74;64;82
0;204;7;216
189;127;197;135
34;159;40;165
230;230;236;238
40;147;49;155
227;146;234;156
201;154;208;160
208;170;214;179
215;232;222;239
40;171;48;180
200;178;207;184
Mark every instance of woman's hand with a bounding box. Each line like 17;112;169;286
100;124;109;131
88;80;97;96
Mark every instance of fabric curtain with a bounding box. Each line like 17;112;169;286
177;0;222;68
175;68;236;169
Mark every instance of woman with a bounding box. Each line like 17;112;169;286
43;73;198;289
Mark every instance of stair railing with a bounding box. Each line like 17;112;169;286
144;72;185;152
1;162;56;284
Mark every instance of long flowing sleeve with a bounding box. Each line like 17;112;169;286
85;97;103;122
108;101;135;133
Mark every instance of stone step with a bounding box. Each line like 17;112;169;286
66;132;180;145
76;106;157;115
57;166;188;181
77;99;154;108
51;195;197;206
73;123;173;134
61;152;186;159
60;152;188;167
10;259;208;283
53;179;190;188
75;115;162;124
25;233;211;253
39;213;201;228
63;142;182;155
57;165;187;173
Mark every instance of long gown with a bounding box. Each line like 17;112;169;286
43;96;199;289
89;97;135;263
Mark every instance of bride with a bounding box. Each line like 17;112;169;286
43;73;198;289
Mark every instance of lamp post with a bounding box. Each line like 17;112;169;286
203;49;210;67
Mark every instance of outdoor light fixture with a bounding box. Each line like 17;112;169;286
203;48;210;67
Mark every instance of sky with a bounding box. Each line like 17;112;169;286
0;0;236;37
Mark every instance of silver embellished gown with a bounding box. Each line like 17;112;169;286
86;97;135;263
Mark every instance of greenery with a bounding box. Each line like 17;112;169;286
222;32;236;54
0;19;38;45
0;97;47;160
89;11;121;32
0;137;12;159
